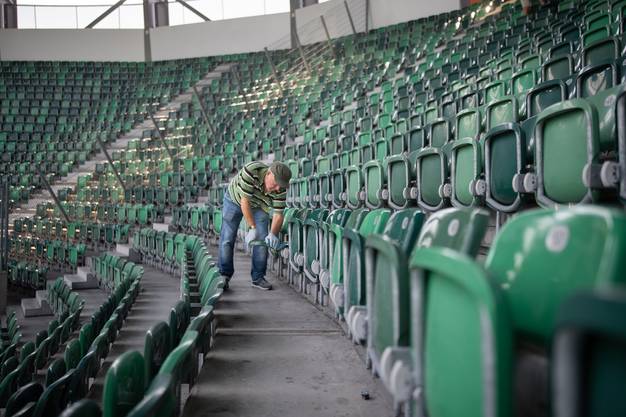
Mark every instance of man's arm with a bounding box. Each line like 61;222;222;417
270;213;284;236
241;197;256;228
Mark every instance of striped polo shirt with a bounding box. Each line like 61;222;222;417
228;161;287;214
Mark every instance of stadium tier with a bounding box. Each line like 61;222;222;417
1;0;625;416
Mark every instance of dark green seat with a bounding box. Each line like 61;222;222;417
326;208;368;315
45;358;66;387
378;208;489;414
186;306;214;357
316;209;351;305
102;351;146;417
32;369;74;417
69;351;99;402
483;118;535;212
144;322;172;383
362;160;388;209
385;151;419;210
125;374;176;417
0;368;20;407
525;80;568;118
576;61;619;98
347;209;425;345
301;209;330;300
168;301;190;347
553;288;626;417
334;209;390;321
449;137;484;208
5;382;43;417
64;339;82;371
158;337;196;412
414;145;451;212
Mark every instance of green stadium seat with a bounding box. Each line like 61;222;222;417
333;209;390;321
125;374;177;417
377;207;489;413
406;206;626;417
102;351;146;417
347;209;424;345
449;137;484;208
32;369;74;417
5;382;43;417
144;322;172;383
414;145;451;212
552;288;626;417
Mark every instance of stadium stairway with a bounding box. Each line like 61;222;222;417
181;247;394;417
85;261;181;404
7;62;236;228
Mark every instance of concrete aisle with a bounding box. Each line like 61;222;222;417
87;263;181;403
183;250;394;417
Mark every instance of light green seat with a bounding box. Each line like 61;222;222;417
300;209;330;300
332;209;390;321
377;207;489;412
347;209;425;346
408;206;626;417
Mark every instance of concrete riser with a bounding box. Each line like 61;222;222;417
21;297;53;317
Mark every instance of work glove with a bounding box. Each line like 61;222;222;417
245;227;258;246
264;233;280;249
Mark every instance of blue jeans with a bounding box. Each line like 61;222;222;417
218;192;270;283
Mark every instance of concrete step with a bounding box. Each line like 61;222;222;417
152;223;170;232
116;244;131;257
64;268;99;290
21;296;53;317
35;290;48;304
77;266;91;280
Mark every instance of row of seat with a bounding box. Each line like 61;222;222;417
7;261;48;290
8;237;85;274
46;278;83;317
13;217;131;251
0;304;82;409
280;200;626;417
2;265;142;417
92;254;144;293
0;313;20;351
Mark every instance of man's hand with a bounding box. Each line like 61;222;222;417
264;233;279;249
245;228;258;246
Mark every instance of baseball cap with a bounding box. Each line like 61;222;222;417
269;161;292;189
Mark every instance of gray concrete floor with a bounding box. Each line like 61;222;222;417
183;249;394;417
87;263;181;403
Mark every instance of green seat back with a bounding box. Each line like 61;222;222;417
144;322;172;383
102;351;146;417
553;289;626;417
486;207;626;341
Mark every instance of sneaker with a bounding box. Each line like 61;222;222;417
251;278;272;291
222;276;231;290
